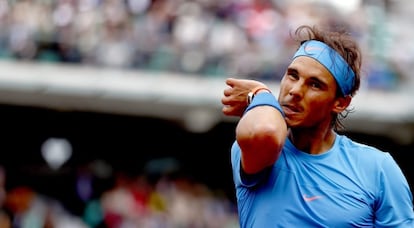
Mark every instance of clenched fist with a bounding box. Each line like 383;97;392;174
221;78;269;117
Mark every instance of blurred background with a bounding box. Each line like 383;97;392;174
0;0;413;227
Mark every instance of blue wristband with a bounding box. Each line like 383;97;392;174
244;92;284;116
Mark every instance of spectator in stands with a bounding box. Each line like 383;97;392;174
0;166;11;228
221;24;414;227
4;186;87;228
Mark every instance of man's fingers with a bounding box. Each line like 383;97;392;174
223;87;233;97
225;77;238;87
222;105;242;117
222;105;232;116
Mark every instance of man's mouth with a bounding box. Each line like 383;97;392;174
282;103;301;114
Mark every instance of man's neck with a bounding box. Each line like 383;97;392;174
288;127;336;155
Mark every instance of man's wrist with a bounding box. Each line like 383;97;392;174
244;89;284;116
247;86;272;105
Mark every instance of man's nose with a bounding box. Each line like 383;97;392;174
288;81;304;98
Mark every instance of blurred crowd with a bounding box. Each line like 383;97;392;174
0;0;413;90
0;159;239;228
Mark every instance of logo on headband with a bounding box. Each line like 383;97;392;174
304;46;324;52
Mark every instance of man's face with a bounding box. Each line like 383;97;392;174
278;56;339;128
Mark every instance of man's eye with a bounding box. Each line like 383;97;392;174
310;82;321;88
288;74;298;80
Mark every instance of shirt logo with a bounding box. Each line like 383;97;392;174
303;194;322;202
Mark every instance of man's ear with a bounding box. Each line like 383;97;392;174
332;95;352;114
